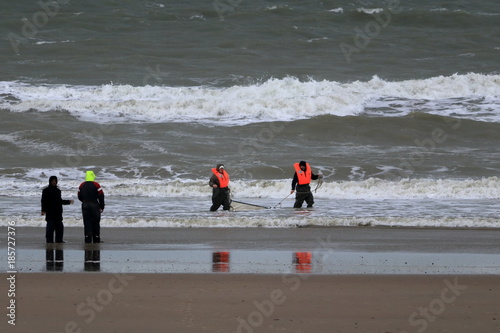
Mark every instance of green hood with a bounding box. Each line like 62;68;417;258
85;171;96;182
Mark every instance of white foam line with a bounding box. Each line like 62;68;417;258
1;73;499;125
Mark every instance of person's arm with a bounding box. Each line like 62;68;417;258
98;193;105;211
57;188;72;205
209;174;219;188
41;189;47;215
77;183;83;202
95;182;105;211
290;173;298;193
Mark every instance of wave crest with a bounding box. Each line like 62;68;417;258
1;73;500;125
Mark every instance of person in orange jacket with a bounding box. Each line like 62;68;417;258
290;161;322;208
209;164;231;211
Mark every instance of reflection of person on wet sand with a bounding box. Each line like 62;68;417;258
46;245;64;271
212;251;230;272
84;245;101;272
293;252;312;273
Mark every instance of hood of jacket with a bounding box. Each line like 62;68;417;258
85;171;96;182
49;175;58;187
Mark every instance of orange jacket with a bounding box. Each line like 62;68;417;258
294;162;311;185
211;168;230;188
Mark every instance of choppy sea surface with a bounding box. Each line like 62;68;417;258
1;0;499;228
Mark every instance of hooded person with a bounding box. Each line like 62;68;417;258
41;176;74;243
78;171;105;243
290;161;322;208
208;163;231;211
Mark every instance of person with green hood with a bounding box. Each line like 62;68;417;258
78;171;105;243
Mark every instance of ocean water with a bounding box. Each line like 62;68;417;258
1;0;500;228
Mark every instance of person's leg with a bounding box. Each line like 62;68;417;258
54;219;64;243
293;192;306;208
82;203;93;243
305;193;315;208
210;189;223;211
91;204;101;243
210;202;222;211
45;219;55;243
222;190;231;210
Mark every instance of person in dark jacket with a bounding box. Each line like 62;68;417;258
78;171;105;243
290;161;323;208
41;176;74;243
209;164;231;211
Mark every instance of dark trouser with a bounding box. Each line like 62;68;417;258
293;185;314;208
82;202;101;243
45;218;64;243
210;187;231;211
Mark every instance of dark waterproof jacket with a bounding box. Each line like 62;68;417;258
41;185;71;220
78;181;105;210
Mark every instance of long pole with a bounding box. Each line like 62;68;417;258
274;193;292;208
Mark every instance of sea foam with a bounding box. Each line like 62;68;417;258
2;173;499;199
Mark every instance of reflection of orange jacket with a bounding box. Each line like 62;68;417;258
211;168;230;188
294;162;311;185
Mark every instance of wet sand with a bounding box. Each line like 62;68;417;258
4;226;500;274
1;226;500;332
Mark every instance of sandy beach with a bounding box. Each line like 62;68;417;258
1;273;499;333
1;226;500;332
